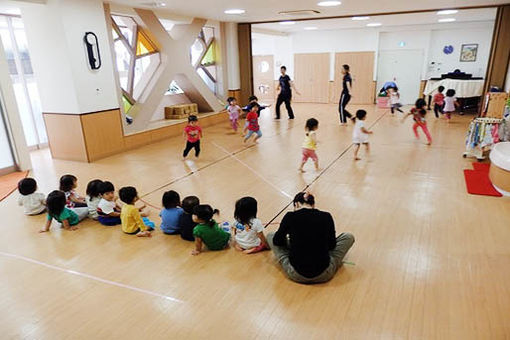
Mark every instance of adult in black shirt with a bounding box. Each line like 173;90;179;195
267;192;355;284
275;66;300;119
339;64;354;125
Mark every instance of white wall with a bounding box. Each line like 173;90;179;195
252;21;495;83
21;0;119;114
427;24;494;79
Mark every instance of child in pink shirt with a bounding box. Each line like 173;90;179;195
226;97;241;132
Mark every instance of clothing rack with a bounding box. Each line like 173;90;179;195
463;117;505;160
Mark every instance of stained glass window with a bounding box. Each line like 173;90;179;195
111;15;161;120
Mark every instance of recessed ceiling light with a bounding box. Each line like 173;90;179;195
317;1;342;7
437;9;458;15
438;18;456;23
366;23;382;27
352;16;370;21
224;9;245;14
304;27;318;30
279;21;296;25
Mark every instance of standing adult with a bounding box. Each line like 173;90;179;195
266;192;355;284
339;64;354;125
275;66;300;120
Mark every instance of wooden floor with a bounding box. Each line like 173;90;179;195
1;103;509;339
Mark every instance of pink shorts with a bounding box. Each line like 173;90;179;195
302;148;318;162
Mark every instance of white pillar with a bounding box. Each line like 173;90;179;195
225;22;240;90
20;0;119;114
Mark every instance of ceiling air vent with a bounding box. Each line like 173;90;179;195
278;10;321;16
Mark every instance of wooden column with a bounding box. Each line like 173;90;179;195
237;23;253;106
484;5;510;93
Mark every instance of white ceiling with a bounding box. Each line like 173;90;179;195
107;0;508;22
254;8;496;33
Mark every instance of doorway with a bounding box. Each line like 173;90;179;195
377;50;424;105
294;53;329;103
252;55;275;104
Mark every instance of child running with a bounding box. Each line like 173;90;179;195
389;87;403;114
433;86;445;118
243;95;271;117
352;110;373;160
299;118;319;172
183;115;202;159
226;97;241;132
119;186;153;237
40;190;87;232
404;98;432;145
232;197;269;254
160;190;183;235
17;177;46;215
85;179;103;220
191;205;230;255
179;196;200;241
244;104;262;144
444;89;459;121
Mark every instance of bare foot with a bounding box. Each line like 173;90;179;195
234;243;244;251
354;157;361;161
39;228;49;233
298;168;305;173
137;231;151;237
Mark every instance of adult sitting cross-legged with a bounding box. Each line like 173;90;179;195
266;192;355;284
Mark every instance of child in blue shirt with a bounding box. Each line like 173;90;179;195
160;190;183;235
243;95;271;117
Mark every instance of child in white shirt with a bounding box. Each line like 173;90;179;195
17;177;46;215
232;197;268;254
97;181;122;226
389;87;403;114
352;109;373;161
86;179;103;220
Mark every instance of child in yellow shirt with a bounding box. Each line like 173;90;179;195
299;118;319;172
119;186;154;237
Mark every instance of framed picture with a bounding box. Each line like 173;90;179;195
460;44;478;62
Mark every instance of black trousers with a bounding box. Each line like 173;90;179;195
183;140;200;157
275;93;294;119
433;103;444;118
338;92;352;123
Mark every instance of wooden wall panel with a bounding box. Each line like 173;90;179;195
81;110;124;162
43;113;88;162
294;53;330;103
332;52;375;105
238;24;253;106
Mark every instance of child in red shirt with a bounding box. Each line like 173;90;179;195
243;104;262;144
183;115;202;159
403;98;432;145
433;85;445;118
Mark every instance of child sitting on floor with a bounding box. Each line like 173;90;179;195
179;196;200;241
191;205;230;255
17;177;46;215
160;190;183;235
59;174;87;208
232;197;268;254
40;190;87;232
119;186;153;237
86;179;103;220
97;181;122;226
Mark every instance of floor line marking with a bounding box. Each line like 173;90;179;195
212;141;292;199
264;109;390;227
0;251;183;303
140;115;307;199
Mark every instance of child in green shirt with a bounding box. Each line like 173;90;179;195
191;205;230;255
40;190;87;232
